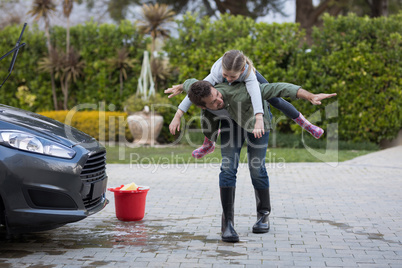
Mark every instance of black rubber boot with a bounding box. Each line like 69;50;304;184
252;188;271;233
220;187;239;243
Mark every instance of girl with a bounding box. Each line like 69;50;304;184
168;50;323;159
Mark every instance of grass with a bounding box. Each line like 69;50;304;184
105;144;376;164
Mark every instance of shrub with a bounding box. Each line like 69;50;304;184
288;13;402;143
39;110;133;142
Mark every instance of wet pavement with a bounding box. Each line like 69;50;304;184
1;146;401;267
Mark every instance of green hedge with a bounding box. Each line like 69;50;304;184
287;13;402;142
0;25;49;110
0;20;149;111
164;13;402;143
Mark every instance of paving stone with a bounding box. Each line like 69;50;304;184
0;146;401;267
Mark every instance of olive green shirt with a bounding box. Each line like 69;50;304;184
183;78;301;141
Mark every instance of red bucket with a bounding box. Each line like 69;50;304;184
108;185;150;221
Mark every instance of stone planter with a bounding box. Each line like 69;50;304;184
127;107;163;146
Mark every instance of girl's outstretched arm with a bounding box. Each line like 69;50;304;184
165;84;184;98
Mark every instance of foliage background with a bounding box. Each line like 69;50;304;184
1;13;401;143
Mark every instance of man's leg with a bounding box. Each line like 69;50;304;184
219;119;245;242
246;131;271;233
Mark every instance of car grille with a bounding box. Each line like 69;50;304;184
82;195;103;209
80;150;107;210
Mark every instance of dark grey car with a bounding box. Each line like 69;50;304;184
0;105;108;234
0;24;108;235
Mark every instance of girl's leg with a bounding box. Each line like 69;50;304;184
255;70;324;139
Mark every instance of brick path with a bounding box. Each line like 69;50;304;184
1;146;401;267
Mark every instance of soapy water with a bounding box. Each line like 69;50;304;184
0;216;220;258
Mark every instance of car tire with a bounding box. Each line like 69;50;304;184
0;196;5;226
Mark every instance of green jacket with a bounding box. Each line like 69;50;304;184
183;78;301;141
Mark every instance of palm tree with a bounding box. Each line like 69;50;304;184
137;3;175;90
63;48;85;110
108;48;136;97
38;48;84;110
38;47;64;109
151;57;172;91
62;0;75;55
137;3;175;59
27;0;58;110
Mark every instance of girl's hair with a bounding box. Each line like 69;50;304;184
221;50;255;78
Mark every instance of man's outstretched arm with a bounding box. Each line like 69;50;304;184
296;88;337;105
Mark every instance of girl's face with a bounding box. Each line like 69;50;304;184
222;69;243;83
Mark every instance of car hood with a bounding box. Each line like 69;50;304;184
0;104;96;147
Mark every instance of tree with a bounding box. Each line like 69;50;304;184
370;0;388;16
62;0;76;55
79;0;286;22
296;0;348;43
107;48;136;97
62;48;85;109
137;3;175;58
37;47;64;108
137;3;175;90
82;0;140;23
27;0;58;110
38;48;84;110
296;0;400;43
150;56;172;92
153;0;286;19
0;1;22;29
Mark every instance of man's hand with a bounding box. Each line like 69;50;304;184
310;93;337;105
169;109;184;135
252;113;265;138
164;84;184;98
297;88;337;105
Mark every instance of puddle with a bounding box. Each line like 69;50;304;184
86;261;114;266
0;216;221;260
280;217;401;245
0;249;33;258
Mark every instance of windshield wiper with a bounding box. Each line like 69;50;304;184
0;23;27;89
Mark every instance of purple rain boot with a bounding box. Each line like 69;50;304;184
293;113;324;139
192;136;215;159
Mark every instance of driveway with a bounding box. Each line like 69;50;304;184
1;146;401;267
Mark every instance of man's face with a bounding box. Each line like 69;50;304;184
201;87;225;110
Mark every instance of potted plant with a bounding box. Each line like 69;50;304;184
125;51;170;146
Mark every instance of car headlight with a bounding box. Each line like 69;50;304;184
0;131;76;159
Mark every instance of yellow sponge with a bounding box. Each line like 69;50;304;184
121;182;138;191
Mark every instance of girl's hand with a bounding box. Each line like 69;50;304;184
164;84;184;98
252;114;265;138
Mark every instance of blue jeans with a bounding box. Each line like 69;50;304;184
255;70;299;119
219;118;269;190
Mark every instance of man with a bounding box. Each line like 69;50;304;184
166;79;336;242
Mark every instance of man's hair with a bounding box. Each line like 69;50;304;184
188;80;213;107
